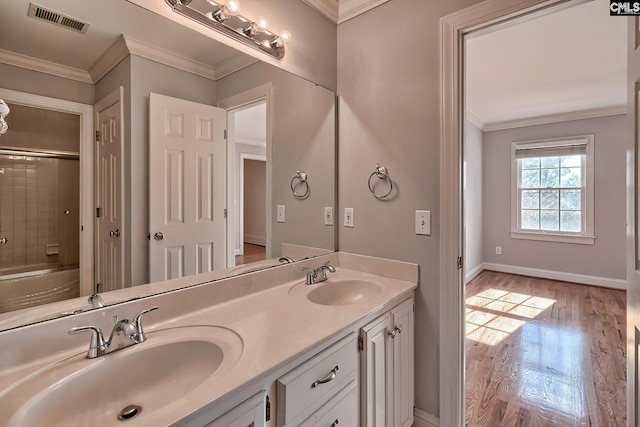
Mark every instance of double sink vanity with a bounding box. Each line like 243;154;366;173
0;252;417;426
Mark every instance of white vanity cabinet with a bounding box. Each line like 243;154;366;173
360;297;414;427
205;391;265;427
276;333;358;427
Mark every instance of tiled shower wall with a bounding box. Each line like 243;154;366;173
0;155;59;270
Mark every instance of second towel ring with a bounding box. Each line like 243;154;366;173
368;163;393;199
291;170;310;199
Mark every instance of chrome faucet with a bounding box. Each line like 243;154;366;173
87;293;106;309
279;256;295;264
302;262;336;285
68;306;158;359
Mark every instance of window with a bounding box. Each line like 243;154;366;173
510;135;595;245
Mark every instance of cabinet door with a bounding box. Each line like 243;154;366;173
360;312;392;427
205;391;265;427
391;298;414;427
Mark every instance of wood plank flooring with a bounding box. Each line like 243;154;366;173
234;243;266;266
465;271;626;427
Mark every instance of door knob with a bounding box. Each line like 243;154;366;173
153;232;164;241
109;229;121;238
0;237;7;244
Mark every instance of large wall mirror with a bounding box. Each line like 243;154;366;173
0;0;336;331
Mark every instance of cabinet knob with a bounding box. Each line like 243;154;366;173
389;325;402;338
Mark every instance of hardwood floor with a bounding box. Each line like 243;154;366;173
235;243;266;265
465;271;626;427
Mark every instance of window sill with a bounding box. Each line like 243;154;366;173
510;231;595;245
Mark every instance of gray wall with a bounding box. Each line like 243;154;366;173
482;115;627;280
217;61;336;258
244;159;267;246
235;143;267;252
464;120;483;281
0;63;94;105
336;0;484;416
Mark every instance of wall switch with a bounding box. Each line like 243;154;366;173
324;207;334;226
344;208;354;228
277;205;285;223
495;246;502;255
415;210;431;235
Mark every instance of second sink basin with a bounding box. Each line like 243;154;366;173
289;277;382;306
0;325;243;426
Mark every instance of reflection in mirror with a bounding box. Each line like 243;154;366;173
0;0;335;331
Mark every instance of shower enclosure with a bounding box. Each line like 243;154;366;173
0;103;81;313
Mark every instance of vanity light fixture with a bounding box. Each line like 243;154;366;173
0;100;10;135
166;0;291;59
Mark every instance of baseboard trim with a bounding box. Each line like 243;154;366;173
414;408;439;427
465;263;484;284
482;262;627;290
244;235;266;246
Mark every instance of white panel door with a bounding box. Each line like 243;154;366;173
95;100;123;293
391;298;414;427
360;312;392;427
149;93;226;282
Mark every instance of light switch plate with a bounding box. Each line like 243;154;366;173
324;207;333;226
344;208;354;228
277;205;285;223
415;210;430;235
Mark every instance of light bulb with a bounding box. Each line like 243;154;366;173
0;100;9;117
256;16;267;30
227;0;240;14
279;31;291;45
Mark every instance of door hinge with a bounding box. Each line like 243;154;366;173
223;208;228;219
95;130;100;142
413;303;415;313
265;395;271;421
358;335;364;352
457;256;463;270
224;129;228;140
413;406;416;416
96;207;102;218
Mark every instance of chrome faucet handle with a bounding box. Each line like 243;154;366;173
68;326;107;359
302;267;317;285
322;261;336;272
132;306;159;343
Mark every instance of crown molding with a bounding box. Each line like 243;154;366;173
89;37;130;83
464;109;485;130
0;49;92;84
302;0;339;23
213;54;259;80
482;105;627;132
338;0;390;24
122;35;217;81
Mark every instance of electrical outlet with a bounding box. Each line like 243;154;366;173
495;246;502;255
415;210;431;235
277;205;285;223
344;208;354;228
324;207;334;226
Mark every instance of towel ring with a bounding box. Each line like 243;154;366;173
368;164;393;199
291;170;310;199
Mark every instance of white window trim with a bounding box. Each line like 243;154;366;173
510;134;595;245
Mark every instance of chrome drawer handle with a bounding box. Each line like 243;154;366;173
389;325;402;339
331;420;339;427
311;365;339;388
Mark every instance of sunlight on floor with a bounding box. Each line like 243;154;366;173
466;287;585;417
465;288;555;346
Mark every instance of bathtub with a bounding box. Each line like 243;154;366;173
0;268;80;314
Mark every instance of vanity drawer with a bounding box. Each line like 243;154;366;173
299;380;358;427
276;333;357;426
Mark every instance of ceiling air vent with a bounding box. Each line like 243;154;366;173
27;3;89;34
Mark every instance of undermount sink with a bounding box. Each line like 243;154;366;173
0;326;243;426
289;277;382;306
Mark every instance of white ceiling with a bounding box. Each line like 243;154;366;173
465;0;627;129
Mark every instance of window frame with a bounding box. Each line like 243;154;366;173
510;134;595;245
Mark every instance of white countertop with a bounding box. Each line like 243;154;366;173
0;253;418;426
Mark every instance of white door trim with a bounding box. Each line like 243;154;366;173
239;153;266;254
0;87;94;296
217;83;273;268
440;0;580;425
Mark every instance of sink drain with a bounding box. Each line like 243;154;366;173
118;405;142;421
